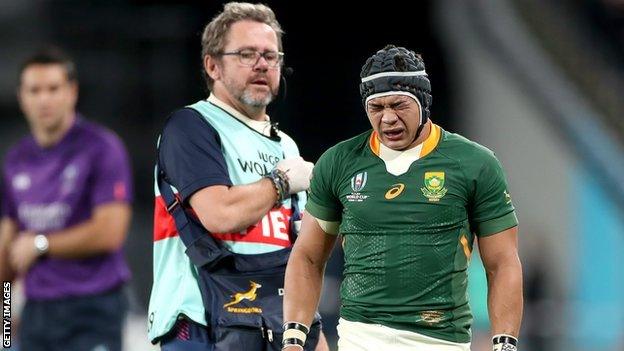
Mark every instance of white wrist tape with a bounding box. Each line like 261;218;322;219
283;328;307;344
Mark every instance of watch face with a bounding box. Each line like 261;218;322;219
34;235;49;253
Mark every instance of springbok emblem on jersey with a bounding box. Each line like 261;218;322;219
223;281;262;308
421;171;448;202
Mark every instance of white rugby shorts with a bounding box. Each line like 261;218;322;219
337;318;471;351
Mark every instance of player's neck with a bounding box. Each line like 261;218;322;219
402;121;432;151
32;113;75;148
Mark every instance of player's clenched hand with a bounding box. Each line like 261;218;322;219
10;232;39;275
275;157;314;194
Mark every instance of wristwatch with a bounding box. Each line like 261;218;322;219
33;234;49;255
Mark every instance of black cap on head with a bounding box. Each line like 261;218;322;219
359;45;432;124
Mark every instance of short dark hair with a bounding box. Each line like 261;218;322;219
201;2;283;90
19;47;77;84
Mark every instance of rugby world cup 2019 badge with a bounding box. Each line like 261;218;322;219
347;172;369;202
421;171;447;202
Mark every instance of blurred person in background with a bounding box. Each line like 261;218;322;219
0;47;133;351
283;45;523;351
147;2;327;350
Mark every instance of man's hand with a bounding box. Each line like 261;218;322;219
275;157;314;194
9;232;40;275
281;328;329;351
281;337;329;351
314;330;330;351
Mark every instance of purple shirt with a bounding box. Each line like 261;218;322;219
1;116;132;300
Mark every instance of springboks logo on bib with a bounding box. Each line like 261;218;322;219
223;281;263;314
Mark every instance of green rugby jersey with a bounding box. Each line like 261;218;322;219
306;124;517;343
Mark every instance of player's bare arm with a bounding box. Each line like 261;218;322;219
478;226;523;339
283;212;337;350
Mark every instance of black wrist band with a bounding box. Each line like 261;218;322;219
264;169;290;207
282;338;305;346
282;322;309;334
492;335;518;346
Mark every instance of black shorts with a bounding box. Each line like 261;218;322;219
19;286;127;351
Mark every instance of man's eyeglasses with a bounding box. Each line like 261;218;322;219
219;49;284;68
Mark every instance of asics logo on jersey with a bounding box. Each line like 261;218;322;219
384;183;405;200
